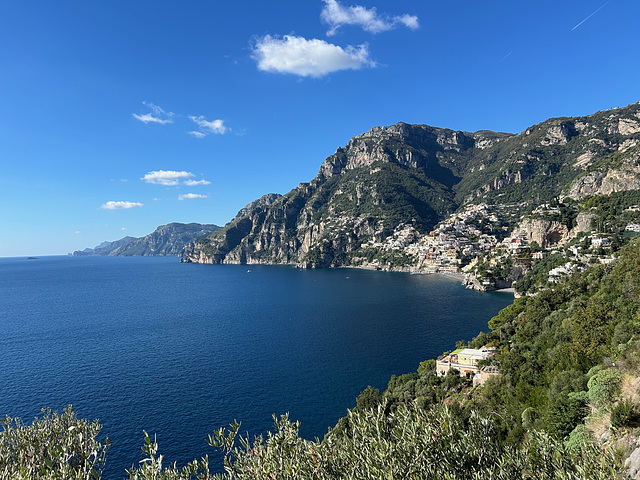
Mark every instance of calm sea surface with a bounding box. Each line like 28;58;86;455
0;256;513;479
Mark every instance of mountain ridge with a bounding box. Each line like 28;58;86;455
73;222;220;257
183;101;640;268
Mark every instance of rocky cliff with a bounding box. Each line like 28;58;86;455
183;123;479;267
74;223;220;257
72;237;136;256
568;144;640;199
185;101;640;267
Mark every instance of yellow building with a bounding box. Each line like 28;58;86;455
436;346;495;378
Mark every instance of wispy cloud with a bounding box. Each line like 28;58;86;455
178;193;208;200
132;102;174;124
252;34;375;77
189;116;229;136
142;170;210;187
184;179;211;186
321;0;419;36
142;170;194;186
571;0;613;31
101;201;144;210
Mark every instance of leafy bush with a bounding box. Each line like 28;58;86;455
147;403;618;480
545;395;589;438
587;369;621;407
565;424;593;453
610;399;636;429
0;406;109;480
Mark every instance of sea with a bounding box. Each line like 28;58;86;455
0;255;513;479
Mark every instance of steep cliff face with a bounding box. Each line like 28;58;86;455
228;193;282;224
183;157;457;266
519;218;571;248
568;145;640;199
74;223;220;257
317;123;481;184
113;223;221;256
184;123;484;267
72;237;136;256
185;101;640;267
456;102;640;204
518;211;598;249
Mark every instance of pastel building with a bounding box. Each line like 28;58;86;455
436;346;495;378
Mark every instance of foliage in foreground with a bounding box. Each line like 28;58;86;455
133;402;619;479
193;404;619;480
1;403;619;479
0;406;109;480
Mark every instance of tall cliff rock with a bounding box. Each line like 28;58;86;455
184;101;640;267
72;237;136;256
73;223;220;257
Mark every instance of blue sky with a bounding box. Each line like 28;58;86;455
1;0;638;256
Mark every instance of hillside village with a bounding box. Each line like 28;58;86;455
362;197;640;297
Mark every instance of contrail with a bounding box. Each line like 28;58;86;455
497;51;512;65
571;0;613;31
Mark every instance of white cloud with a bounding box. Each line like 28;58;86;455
189;115;229;135
178;193;208;200
74;231;82;234
132;102;174;125
101;201;144;210
121;227;127;231
142;170;194;186
321;0;419;36
141;170;211;186
184;179;211;186
252;34;375;77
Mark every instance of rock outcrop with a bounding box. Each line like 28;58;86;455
463;260;528;292
568;160;640;200
519;218;571;248
517;211;597;249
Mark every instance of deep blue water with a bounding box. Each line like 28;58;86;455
0;256;513;479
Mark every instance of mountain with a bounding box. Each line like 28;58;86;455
73;223;220;257
72;236;136;256
183;101;640;267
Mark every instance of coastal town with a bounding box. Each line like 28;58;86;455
362;199;639;296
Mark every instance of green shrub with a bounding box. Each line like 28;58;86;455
545;395;589;438
610;399;636;429
587;369;621;407
0;406;109;480
565;424;593;453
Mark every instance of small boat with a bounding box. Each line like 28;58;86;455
247;269;251;273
